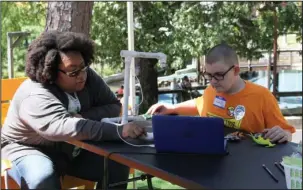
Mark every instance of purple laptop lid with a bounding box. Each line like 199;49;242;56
152;115;227;154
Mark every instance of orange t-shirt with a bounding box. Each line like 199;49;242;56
195;81;295;133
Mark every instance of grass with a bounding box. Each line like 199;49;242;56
127;170;183;189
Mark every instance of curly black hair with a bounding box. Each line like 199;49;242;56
25;30;95;84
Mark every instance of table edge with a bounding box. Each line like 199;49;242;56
67;140;204;189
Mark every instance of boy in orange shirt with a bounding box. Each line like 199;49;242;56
147;43;295;143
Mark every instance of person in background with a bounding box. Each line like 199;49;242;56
180;75;192;90
176;76;192;102
170;78;178;104
147;43;295;143
116;85;124;101
1;31;145;189
117;85;124;95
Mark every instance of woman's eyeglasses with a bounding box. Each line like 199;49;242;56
58;66;88;77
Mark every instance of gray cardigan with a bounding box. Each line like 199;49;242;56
1;68;123;161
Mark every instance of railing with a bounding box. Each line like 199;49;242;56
158;87;302;97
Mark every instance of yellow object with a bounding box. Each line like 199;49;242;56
1;103;10;125
119;98;132;116
1;159;12;176
1;77;27;102
249;133;276;148
1;78;28;125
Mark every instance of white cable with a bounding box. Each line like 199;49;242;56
135;75;144;109
121;58;144;114
110;60;153;147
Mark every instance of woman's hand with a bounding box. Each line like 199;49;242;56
71;113;83;118
122;122;147;138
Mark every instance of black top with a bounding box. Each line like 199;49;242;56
87;135;297;189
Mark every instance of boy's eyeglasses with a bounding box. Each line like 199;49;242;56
202;65;235;81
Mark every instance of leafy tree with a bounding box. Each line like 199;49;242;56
173;1;301;62
133;2;183;113
91;2;183;113
1;2;46;78
257;1;302;51
91;2;183;73
1;1;301;81
91;2;127;74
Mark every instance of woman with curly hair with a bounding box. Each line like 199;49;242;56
1;31;145;189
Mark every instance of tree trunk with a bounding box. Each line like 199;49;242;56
136;58;158;114
197;57;201;84
45;2;93;35
44;1;95;171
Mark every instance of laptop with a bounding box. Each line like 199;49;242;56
152;115;228;155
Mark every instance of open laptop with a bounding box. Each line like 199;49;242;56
152;115;228;155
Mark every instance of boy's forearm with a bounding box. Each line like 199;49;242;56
173;99;199;116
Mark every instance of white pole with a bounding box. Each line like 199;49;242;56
127;2;136;115
7;34;13;79
107;50;167;125
122;57;131;124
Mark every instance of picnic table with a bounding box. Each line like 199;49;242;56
69;128;297;189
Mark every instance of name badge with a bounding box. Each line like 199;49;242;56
213;96;226;109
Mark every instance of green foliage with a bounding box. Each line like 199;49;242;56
1;2;46;78
133;2;183;69
91;2;127;73
1;2;301;78
91;2;183;72
174;2;301;61
91;1;301;72
257;2;302;51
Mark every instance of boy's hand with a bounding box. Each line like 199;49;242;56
263;126;292;143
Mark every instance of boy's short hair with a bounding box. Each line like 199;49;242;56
206;43;239;66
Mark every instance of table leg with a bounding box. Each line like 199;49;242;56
132;171;136;189
108;173;154;189
102;157;109;190
4;171;10;189
147;174;154;190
